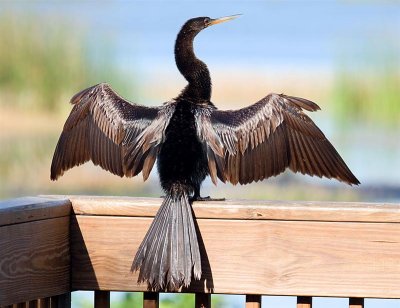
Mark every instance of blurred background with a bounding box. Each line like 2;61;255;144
0;1;399;307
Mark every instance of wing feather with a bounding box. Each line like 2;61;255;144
196;93;359;186
51;83;173;181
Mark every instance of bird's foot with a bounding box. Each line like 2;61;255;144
191;195;225;202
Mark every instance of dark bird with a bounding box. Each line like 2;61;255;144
51;15;359;291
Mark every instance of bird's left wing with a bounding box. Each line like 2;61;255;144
51;83;175;181
195;93;359;185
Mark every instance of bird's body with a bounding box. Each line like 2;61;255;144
51;15;359;291
157;100;208;194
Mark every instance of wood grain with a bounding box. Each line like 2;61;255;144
44;195;400;223
0;197;71;227
70;214;400;298
0;217;70;306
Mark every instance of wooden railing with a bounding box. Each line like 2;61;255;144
1;195;400;307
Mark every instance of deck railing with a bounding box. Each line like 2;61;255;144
1;195;400;307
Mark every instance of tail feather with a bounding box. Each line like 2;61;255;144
132;188;201;290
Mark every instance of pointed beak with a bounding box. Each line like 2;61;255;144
207;14;241;27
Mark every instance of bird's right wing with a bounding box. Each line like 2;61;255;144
51;83;175;181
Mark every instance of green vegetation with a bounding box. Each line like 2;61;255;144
331;47;400;127
72;292;227;307
160;294;195;308
0;12;130;112
332;71;400;127
114;293;142;308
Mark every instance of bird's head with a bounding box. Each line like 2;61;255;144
182;15;241;35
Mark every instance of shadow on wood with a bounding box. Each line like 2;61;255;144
70;215;99;291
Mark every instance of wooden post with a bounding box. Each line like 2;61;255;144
50;294;71;308
349;297;364;308
195;293;211;308
28;301;39;308
38;298;51;308
143;292;159;308
94;291;110;308
246;295;261;308
297;296;312;308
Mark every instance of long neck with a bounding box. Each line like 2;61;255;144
174;29;211;101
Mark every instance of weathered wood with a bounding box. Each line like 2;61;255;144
0;197;71;227
349;297;364;308
143;292;159;308
246;295;261;308
0;217;70;306
195;293;211;308
47;195;400;223
297;296;312;308
70;214;400;298
94;291;109;308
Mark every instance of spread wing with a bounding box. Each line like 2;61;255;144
51;83;175;181
196;93;360;186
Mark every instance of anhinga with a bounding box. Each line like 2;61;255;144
51;15;359;291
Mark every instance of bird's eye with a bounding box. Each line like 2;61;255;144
204;18;210;25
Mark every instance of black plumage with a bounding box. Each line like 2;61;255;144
51;15;359;291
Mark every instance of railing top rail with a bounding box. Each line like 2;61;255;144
0;196;71;226
43;195;400;223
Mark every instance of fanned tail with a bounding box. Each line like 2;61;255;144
132;186;201;291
